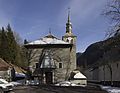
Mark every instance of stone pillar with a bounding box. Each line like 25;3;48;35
52;71;54;83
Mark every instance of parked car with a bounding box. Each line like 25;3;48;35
0;79;13;93
26;80;39;85
55;81;87;87
55;81;77;86
10;81;22;86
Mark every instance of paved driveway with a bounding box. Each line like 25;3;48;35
11;85;108;93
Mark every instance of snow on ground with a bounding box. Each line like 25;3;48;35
101;85;120;93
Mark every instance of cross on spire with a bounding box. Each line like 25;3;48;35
49;28;51;35
68;7;71;22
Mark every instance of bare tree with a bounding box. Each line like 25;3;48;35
25;49;38;79
103;0;120;37
13;31;23;45
107;64;113;85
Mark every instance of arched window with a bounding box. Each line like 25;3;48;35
66;39;69;42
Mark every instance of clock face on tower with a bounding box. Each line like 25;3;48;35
66;37;74;44
68;37;72;41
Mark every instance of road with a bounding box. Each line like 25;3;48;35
10;85;108;93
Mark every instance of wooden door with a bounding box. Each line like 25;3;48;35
45;72;53;84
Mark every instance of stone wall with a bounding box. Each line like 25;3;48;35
29;46;76;83
84;61;120;82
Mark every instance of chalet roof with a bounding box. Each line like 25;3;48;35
74;72;87;79
72;70;87;79
0;58;26;73
9;63;26;74
0;58;10;71
26;34;70;45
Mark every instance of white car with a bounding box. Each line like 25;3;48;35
0;79;13;93
55;81;76;86
26;80;39;85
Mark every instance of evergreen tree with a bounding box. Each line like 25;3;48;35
0;28;1;46
20;46;28;68
0;24;28;68
7;24;16;63
0;27;9;61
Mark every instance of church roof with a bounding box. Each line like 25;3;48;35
26;34;70;45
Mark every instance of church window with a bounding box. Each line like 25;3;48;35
66;39;69;42
59;63;62;68
36;63;39;68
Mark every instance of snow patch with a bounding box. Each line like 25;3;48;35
101;85;120;93
27;35;70;45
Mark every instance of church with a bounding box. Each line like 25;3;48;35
24;12;77;84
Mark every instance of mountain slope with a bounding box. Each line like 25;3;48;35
77;34;120;68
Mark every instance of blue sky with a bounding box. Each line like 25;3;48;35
0;0;110;52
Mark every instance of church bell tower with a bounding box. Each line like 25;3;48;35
62;9;77;45
62;9;77;71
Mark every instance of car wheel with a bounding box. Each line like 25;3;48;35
0;88;3;93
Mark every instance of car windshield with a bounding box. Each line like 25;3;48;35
0;80;5;84
0;79;8;84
